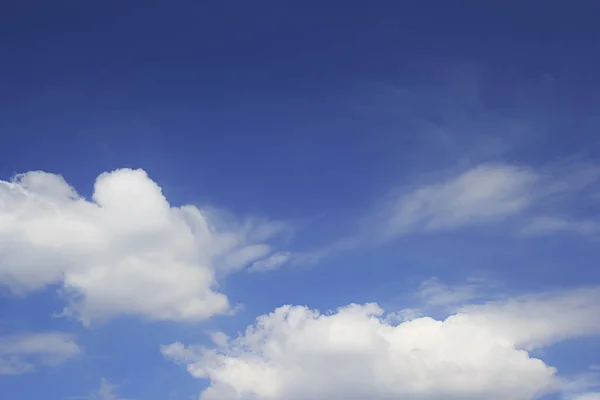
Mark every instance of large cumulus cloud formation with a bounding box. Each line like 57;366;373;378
0;169;285;325
163;287;600;400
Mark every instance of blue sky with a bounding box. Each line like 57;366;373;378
1;2;600;399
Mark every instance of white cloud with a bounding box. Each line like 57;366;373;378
521;216;599;237
68;378;129;400
383;163;538;235
0;169;287;325
418;277;494;307
572;394;600;400
374;161;600;240
91;378;128;400
562;371;600;400
384;308;423;323
459;287;600;350
0;332;81;375
163;286;600;400
249;252;292;272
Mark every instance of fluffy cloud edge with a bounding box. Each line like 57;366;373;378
162;285;600;400
0;168;291;325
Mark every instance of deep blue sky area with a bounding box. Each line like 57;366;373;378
1;2;600;400
2;1;599;214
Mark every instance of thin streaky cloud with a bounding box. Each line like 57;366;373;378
0;332;81;375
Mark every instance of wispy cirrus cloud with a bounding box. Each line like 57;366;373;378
67;378;130;400
254;160;600;272
249;252;294;272
572;393;600;400
418;276;497;308
521;216;600;237
373;160;600;240
379;163;538;236
0;332;81;375
92;378;129;400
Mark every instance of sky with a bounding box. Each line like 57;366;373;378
1;1;600;399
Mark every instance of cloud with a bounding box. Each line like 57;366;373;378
459;287;600;351
0;169;287;325
381;163;538;236
0;332;81;375
68;378;130;400
248;250;325;272
249;252;293;272
563;370;600;400
573;394;600;400
163;286;600;400
244;163;563;272
92;378;128;400
521;216;599;237
418;277;494;308
373;161;600;241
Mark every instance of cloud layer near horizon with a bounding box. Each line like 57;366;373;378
0;169;286;325
163;286;600;400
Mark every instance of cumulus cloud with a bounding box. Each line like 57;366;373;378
163;286;600;400
0;332;81;375
0;169;287;325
